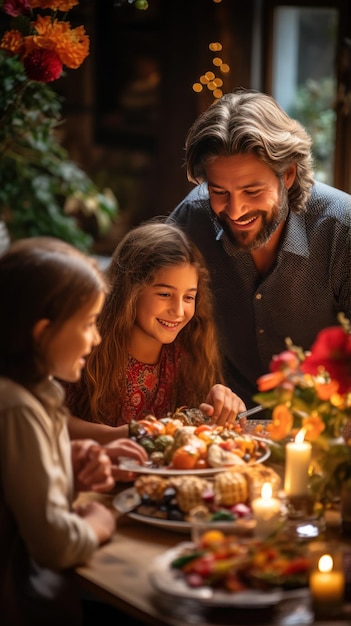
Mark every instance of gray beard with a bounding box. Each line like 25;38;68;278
218;185;290;252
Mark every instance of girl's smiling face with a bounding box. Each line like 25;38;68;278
38;292;105;382
129;263;198;363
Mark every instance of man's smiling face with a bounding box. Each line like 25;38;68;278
206;153;291;251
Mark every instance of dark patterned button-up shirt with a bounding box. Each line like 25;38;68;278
168;181;351;407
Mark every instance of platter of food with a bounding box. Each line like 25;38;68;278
118;444;270;477
114;463;282;532
124;410;271;475
113;487;257;534
148;540;311;608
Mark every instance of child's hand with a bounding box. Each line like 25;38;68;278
199;384;247;426
72;440;115;493
103;438;149;482
74;501;115;545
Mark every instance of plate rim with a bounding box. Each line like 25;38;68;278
113;487;190;531
119;435;271;476
113;487;256;533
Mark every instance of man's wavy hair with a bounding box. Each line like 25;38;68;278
186;88;314;213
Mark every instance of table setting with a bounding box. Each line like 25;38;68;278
75;316;351;625
111;416;351;624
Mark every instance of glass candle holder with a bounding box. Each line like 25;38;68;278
283;493;326;539
189;505;254;546
309;544;345;619
251;482;284;538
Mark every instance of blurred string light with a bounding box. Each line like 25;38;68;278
113;0;228;97
192;40;231;100
192;0;229;99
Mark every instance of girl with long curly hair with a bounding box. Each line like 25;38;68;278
66;222;245;443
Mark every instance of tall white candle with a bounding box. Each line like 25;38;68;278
284;429;311;496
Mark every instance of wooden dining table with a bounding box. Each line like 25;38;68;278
74;489;351;626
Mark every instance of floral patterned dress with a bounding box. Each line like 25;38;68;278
118;343;187;425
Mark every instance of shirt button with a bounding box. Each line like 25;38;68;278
258;328;264;334
256;293;262;300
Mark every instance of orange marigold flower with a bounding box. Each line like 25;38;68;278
266;404;294;441
0;29;24;55
56;24;89;68
315;380;339;401
256;371;286;392
30;0;79;10
24;16;89;69
302;414;326;441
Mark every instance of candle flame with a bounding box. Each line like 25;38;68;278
295;428;306;444
318;554;333;573
261;482;272;499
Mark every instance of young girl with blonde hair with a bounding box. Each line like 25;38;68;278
67;222;246;443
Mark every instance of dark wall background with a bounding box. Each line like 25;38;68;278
56;0;256;252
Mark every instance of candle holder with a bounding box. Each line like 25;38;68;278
309;543;345;619
283;493;326;539
251;483;286;539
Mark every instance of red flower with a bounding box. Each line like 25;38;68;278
23;48;63;82
3;0;31;17
301;326;351;395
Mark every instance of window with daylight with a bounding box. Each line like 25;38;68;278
271;6;338;185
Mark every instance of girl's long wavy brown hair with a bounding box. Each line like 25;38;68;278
69;222;224;424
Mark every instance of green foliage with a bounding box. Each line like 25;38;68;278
0;52;118;251
289;78;336;183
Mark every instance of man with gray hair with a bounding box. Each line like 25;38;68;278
168;88;351;407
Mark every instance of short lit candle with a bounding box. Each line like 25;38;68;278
284;429;311;496
251;482;281;537
309;554;345;618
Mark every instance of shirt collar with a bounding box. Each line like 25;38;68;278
281;211;309;257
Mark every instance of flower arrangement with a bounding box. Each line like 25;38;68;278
0;0;89;83
253;313;351;503
0;0;118;250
